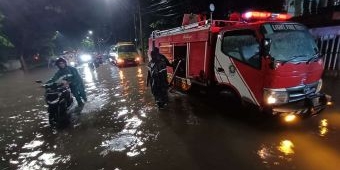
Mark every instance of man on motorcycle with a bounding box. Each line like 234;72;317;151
46;57;87;106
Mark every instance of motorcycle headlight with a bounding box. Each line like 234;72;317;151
80;54;92;62
69;61;76;66
264;89;288;105
316;79;322;93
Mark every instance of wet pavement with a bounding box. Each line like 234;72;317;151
0;63;339;170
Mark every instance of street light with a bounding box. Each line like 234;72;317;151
88;30;93;35
209;3;215;23
86;36;90;39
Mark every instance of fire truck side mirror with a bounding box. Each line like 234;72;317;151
269;58;276;69
263;38;271;49
263;38;271;56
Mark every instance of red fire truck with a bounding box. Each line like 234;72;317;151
148;11;331;122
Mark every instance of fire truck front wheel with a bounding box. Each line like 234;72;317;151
218;87;243;108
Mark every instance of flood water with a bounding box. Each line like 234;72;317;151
0;63;339;170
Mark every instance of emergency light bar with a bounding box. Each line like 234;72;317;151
242;11;292;21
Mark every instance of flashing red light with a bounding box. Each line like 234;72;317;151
242;11;271;20
242;11;291;21
275;13;292;20
211;26;220;33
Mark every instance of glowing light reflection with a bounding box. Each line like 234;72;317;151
119;70;124;80
100;116;146;157
319;119;329;137
137;68;143;78
257;146;271;159
278;140;295;155
83;65;94;83
22;140;44;149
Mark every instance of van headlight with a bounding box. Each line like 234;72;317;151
135;56;141;62
264;89;288;105
316;79;322;93
117;58;124;63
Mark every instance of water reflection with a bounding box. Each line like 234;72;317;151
137;67;146;95
80;65;110;113
137;67;142;77
119;70;124;80
22;140;44;149
277;140;295;155
83;65;97;83
2;65;156;169
98;66;155;158
16;152;71;170
100;116;147;157
7;132;72;170
118;69;130;98
319;119;329;137
257;145;271;160
257;139;295;168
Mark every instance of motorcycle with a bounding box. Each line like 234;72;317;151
89;54;103;69
36;79;74;126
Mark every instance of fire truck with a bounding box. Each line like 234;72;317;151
148;11;331;122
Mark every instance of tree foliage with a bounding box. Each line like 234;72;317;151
81;39;95;51
0;0;60;59
142;0;285;31
0;11;13;47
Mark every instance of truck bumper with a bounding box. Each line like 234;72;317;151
267;93;331;118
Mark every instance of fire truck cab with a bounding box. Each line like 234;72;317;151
148;11;331;121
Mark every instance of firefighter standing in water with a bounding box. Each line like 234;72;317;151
147;47;172;108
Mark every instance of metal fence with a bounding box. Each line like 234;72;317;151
316;34;340;71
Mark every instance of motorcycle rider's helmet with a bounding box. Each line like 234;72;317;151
55;57;67;69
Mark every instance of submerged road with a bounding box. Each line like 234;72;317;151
0;63;339;170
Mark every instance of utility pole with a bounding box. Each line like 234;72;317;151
134;13;138;45
138;0;144;61
20;31;28;72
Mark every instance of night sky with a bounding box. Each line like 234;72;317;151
0;0;284;46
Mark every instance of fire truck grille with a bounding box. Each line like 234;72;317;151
286;81;319;102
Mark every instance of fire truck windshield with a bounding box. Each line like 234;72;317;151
262;23;318;62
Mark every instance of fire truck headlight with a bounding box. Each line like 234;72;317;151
316;79;323;93
284;114;297;123
264;89;288;105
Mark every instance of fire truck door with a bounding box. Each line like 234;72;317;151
214;29;262;105
173;44;187;78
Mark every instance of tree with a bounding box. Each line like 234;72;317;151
0;0;61;70
0;11;13;48
0;10;14;72
81;38;95;52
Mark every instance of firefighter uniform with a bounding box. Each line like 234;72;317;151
147;50;170;108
